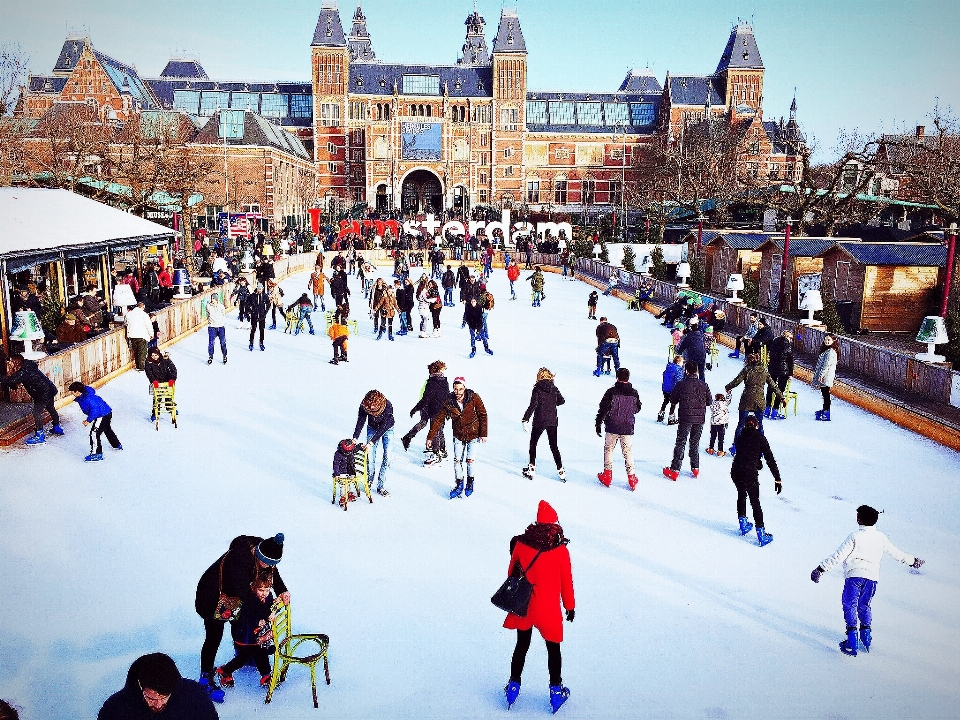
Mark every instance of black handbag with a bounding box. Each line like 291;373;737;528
491;551;543;617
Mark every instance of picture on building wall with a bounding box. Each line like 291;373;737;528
401;121;442;161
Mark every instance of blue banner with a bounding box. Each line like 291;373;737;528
401;121;442;161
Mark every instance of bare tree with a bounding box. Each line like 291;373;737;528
895;105;960;222
0;42;29;116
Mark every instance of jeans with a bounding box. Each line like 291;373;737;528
444;287;454;305
366;427;393;491
511;628;562;686
312;293;326;311
732;475;763;527
482;312;489;338
842;577;877;629
207;326;226;358
533;291;543;305
509;280;516;298
603;432;634;474
659;391;677;416
452;437;478;480
470;327;490;351
709;424;726;452
671;422;703;471
32;394;59;432
597;342;620;371
297;306;314;333
733;410;764;442
530;425;562;468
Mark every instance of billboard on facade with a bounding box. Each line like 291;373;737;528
401;121;442;161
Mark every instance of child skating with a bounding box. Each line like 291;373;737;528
811;505;924;656
587;290;598;320
217;570;277;690
68;381;122;461
658;355;684;424
706;391;732;456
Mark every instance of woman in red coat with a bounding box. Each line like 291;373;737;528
502;500;575;713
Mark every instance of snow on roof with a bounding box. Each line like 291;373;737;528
0;188;175;258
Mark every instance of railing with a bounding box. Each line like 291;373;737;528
24;253;319;401
331;249;561;270
575;258;960;407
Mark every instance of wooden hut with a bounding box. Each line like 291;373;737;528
756;237;834;311
699;232;775;294
816;241;947;332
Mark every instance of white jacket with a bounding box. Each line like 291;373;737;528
206;301;226;328
124;307;154;340
819;526;916;581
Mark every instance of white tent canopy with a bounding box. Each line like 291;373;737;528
0;188;175;259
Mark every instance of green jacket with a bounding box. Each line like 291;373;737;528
725;362;783;412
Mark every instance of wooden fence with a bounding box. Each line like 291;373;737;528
576;258;960;407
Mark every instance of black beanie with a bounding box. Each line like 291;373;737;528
857;505;880;526
256;533;285;565
136;653;180;695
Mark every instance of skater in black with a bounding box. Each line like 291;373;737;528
0;354;62;444
587;291;598;320
730;416;781;546
98;653;218;719
401;360;450;465
521;368;566;482
195;534;289;691
247;284;270;351
216;569;276;690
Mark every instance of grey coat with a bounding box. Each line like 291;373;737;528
813;348;838;388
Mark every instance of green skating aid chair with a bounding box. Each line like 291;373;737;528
331;447;373;511
264;600;330;708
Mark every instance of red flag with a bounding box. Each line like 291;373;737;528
308;208;322;235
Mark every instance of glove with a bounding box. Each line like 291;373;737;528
410;409;416;418
912;558;925;569
169;380;175;387
152;381;159;388
596;425;602;438
810;566;823;583
565;609;575;622
775;480;782;495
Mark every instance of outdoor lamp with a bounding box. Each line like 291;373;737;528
915;315;949;363
799;289;824;325
9;310;47;360
240;248;255;272
172;268;193;299
676;262;692;288
112;282;137;319
726;273;745;303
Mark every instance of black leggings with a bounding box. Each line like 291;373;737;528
510;628;562;686
89;413;120;454
709;425;726;452
821;386;832;411
249;316;266;346
378;316;393;334
220;644;271;678
766;374;789;409
201;618;226;674
431;307;441;330
529;426;562;468
733;475;764;528
33;395;59;432
659;391;677;415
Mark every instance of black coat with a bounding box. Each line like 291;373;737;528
256;263;275;285
330;271;350;301
97;654;218;720
767;336;795;377
145;356;178;384
464;303;484;330
731;426;781;483
442;270;456;289
456;266;471;288
246;292;270;320
195;536;288;619
677;328;707;364
412;375;451;418
1;359;56;401
669;375;713;425
522;379;565;429
749;325;774;354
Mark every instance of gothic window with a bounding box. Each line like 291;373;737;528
320;103;341;127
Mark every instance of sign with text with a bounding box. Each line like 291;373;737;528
401;121;442;161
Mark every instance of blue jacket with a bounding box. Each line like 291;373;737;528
662;362;685;393
74;386;112;421
677;328;707;363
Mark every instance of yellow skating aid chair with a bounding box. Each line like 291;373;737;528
264;600;330;708
332;446;373;511
783;377;799;416
151;383;177;430
324;310;359;335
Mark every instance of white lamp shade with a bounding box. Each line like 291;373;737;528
113;283;137;307
916;315;948;345
9;310;45;342
800;289;823;312
726;273;745;292
677;262;692;278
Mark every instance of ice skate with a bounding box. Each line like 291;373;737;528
662;467;679;481
738;517;754;535
756;526;774;547
522;464;535;480
549;685;570;714
597;469;612;487
505;680;521;709
449;480;464;499
839;628;858;656
557;468;566;482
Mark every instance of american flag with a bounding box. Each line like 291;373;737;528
228;214;249;239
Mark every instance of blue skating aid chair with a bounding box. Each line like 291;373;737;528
331;447;373;512
264;600;330;708
151;383;177;430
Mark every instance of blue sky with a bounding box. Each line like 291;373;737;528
4;0;959;159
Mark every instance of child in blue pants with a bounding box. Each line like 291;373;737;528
810;505;924;656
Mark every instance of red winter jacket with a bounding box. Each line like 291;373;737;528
503;501;575;643
507;265;520;282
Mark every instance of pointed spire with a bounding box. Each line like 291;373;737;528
789;89;797;121
458;7;490;65
348;3;377;62
312;2;347;48
492;8;526;54
715;20;763;74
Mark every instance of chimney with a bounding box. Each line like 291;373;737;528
916;125;925;142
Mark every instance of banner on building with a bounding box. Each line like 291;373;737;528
401;121;442;161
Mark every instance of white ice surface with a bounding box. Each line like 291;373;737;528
1;266;958;719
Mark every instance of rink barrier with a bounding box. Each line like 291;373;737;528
0;253;318;446
575;257;960;453
321;249;560;271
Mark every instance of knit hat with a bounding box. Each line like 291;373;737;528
857;505;880;526
361;390;387;417
714;310;725;320
136;653;181;695
339;438;356;454
428;360;446;375
537;367;554;381
453;376;465;386
537;500;558;524
256;534;284;566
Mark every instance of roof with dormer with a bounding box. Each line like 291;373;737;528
492;9;526;53
618;69;662;94
27;75;68;94
458;11;490;66
313;3;348;47
160;59;208;79
348;63;493;98
763;120;805;155
667;75;724;106
53;35;87;76
716;22;763;73
193;110;310;160
90;48;159;109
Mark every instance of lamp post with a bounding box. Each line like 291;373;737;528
696;212;705;254
778;215;793;313
941;221;957;317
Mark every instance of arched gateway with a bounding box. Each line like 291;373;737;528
401;170;443;214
